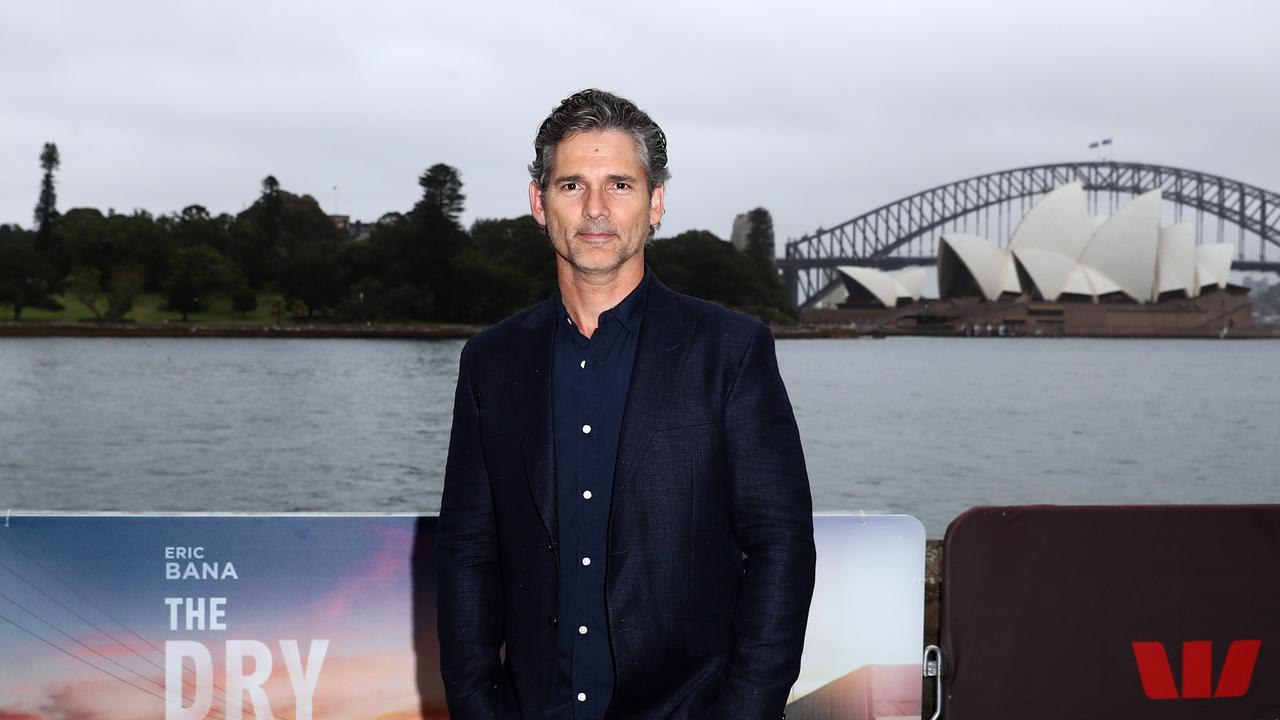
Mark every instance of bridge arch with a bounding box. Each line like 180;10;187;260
781;161;1280;307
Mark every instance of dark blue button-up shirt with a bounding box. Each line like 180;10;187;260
547;271;648;719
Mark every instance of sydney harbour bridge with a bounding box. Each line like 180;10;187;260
780;161;1280;308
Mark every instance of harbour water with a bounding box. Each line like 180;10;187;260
1;336;1276;535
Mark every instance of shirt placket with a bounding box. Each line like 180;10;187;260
570;319;601;714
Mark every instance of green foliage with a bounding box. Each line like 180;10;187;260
106;263;144;320
69;265;105;318
161;244;230;321
34;142;69;276
332;277;381;323
260;175;282;248
278;248;344;318
379;283;436;322
471;215;556;299
108;210;172;293
744;207;776;268
35;143;59;229
450;245;542;323
231;285;258;318
6;149;795;328
416;164;466;223
648;228;795;323
0;232;64;320
233;181;344;288
266;296;306;324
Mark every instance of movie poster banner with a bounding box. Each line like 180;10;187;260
0;513;924;719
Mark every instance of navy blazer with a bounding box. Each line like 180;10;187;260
436;274;816;720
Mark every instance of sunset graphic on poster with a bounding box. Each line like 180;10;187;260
0;514;922;719
0;516;431;719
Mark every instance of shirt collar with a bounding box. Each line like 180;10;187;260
555;266;650;335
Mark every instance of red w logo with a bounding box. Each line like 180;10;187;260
1131;640;1261;699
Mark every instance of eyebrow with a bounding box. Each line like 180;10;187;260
552;173;640;185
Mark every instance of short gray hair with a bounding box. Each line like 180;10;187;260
529;89;670;194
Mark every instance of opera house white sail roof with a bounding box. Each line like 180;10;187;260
836;181;1235;307
835;266;925;308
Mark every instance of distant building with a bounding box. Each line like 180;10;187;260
811;182;1260;337
837;182;1236;308
730;212;753;252
329;214;376;242
1241;274;1275;296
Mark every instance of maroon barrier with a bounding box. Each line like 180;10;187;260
940;505;1280;719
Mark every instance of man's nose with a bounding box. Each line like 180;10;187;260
583;186;608;219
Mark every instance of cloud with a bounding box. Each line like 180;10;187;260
1;0;1275;245
37;687;105;720
0;708;46;720
310;523;414;624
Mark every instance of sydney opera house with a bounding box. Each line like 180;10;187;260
820;182;1254;337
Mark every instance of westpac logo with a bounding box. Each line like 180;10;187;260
1131;640;1261;699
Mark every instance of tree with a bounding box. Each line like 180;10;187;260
415;164;466;223
741;208;792;318
69;266;106;319
0;239;63;320
105;263;144;320
260;175;282;248
648;228;796;323
231;285;258;319
61;207;110;273
161;244;229;321
279;249;345;318
471;215;556;299
33;142;69;276
105;210;171;293
448;245;540;322
268;297;307;324
234;182;344;285
744;207;776;270
66;261;145;321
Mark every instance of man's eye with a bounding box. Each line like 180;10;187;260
613;182;630;191
561;182;578;191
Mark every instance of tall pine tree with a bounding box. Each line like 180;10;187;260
34;142;69;276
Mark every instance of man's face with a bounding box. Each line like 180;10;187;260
529;129;665;279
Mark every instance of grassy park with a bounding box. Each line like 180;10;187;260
16;292;283;324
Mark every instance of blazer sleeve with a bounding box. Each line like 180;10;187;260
712;322;817;720
436;343;504;720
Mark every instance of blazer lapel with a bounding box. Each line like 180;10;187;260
613;277;696;504
517;299;557;541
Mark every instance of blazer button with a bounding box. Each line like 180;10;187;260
547;614;558;628
546;543;554;553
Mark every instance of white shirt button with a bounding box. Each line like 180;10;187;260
580;360;586;369
581;424;591;434
581;556;591;566
577;692;587;702
582;490;592;499
578;625;588;635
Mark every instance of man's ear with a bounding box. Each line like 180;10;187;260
648;184;666;227
529;181;546;225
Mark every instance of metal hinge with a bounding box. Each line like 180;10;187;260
923;644;944;720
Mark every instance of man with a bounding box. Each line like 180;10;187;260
436;89;815;720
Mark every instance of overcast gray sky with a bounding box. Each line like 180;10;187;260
2;0;1276;247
